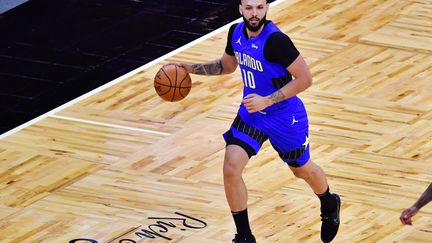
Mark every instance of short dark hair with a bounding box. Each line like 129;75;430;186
239;0;268;4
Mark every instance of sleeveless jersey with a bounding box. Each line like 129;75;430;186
231;21;301;113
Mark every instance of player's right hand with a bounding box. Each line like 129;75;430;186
164;62;193;73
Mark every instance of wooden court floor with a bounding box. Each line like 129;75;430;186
1;0;432;242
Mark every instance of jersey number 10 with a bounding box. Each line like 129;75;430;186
241;69;256;89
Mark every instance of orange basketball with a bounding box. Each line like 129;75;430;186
154;64;192;102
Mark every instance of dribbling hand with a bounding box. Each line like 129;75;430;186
164;62;193;73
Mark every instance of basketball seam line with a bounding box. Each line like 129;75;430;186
161;66;174;86
177;66;191;98
170;65;178;102
154;81;191;88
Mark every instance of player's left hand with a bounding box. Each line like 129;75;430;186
400;206;419;225
242;93;273;113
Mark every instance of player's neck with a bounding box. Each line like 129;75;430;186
246;25;265;38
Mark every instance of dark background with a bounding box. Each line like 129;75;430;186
0;0;274;134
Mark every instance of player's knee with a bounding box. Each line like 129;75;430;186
223;161;240;178
223;146;249;178
292;168;312;180
223;158;244;178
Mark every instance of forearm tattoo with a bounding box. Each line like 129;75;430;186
269;90;286;104
191;59;223;75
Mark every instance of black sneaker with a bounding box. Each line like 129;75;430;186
232;234;256;243
320;193;341;242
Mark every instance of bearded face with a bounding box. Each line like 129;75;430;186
243;14;267;32
239;0;269;33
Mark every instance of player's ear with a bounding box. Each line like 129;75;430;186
239;5;242;15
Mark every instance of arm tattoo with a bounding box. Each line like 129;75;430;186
269;90;286;104
191;59;223;75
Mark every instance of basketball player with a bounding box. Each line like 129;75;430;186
400;183;432;225
169;0;340;242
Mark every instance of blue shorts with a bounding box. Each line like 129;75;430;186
223;97;310;167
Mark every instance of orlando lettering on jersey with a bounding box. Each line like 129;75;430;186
234;51;264;72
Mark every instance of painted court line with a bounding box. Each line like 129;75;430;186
50;114;171;136
0;0;287;140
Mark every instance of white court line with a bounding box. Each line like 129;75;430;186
0;0;287;140
50;114;171;136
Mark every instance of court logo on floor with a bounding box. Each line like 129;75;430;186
69;212;207;242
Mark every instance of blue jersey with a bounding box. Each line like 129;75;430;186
231;21;301;113
224;21;310;166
